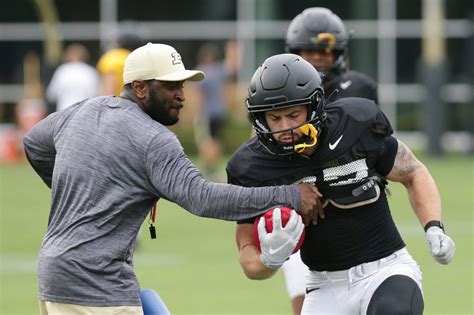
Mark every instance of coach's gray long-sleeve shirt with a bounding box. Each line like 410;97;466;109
23;96;300;306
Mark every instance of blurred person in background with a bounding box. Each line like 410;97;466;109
286;7;378;104
281;7;380;313
194;40;240;181
228;53;455;315
46;43;99;112
24;43;320;314
96;30;144;96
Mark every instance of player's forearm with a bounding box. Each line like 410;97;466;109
240;244;278;280
404;165;442;227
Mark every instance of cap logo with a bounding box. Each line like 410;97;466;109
171;52;182;65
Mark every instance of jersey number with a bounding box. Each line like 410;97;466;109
323;158;368;186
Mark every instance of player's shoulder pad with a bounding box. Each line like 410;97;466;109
226;137;268;185
343;71;378;93
345;70;376;82
327;97;377;119
325;97;393;137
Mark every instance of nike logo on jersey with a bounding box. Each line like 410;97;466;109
329;135;343;150
340;80;352;90
306;287;320;294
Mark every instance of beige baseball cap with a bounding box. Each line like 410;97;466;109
123;42;205;84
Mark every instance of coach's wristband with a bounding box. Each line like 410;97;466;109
424;220;445;232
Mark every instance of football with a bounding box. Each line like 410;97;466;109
253;206;305;254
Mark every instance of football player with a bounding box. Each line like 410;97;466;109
286;7;378;104
282;8;379;312
227;53;455;315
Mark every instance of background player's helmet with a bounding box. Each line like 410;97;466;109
117;29;144;51
285;7;349;79
247;53;326;156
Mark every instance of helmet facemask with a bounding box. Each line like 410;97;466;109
248;89;326;156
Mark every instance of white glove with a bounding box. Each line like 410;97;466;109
426;226;455;264
259;208;305;269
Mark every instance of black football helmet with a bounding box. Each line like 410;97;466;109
247;53;326;156
285;7;349;80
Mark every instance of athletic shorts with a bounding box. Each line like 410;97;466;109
301;247;423;315
281;251;309;298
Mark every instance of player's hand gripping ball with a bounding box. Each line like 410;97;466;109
253;206;306;254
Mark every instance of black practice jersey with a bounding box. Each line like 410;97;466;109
227;98;404;271
325;70;378;104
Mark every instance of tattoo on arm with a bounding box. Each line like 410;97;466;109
393;140;423;176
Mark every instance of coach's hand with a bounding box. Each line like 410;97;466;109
259;208;305;269
426;226;455;264
297;183;324;226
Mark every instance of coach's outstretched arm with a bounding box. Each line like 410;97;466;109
24;106;320;224
386;139;455;264
145;130;320;222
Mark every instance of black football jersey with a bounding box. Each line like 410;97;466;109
226;98;405;271
325;70;378;104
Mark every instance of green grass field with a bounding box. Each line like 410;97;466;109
1;155;473;314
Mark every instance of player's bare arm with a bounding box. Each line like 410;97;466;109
389;139;423;178
386;139;455;265
386;139;442;226
235;224;278;280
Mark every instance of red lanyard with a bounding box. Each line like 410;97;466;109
149;202;157;239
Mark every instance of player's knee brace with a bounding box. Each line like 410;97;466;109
366;275;424;315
